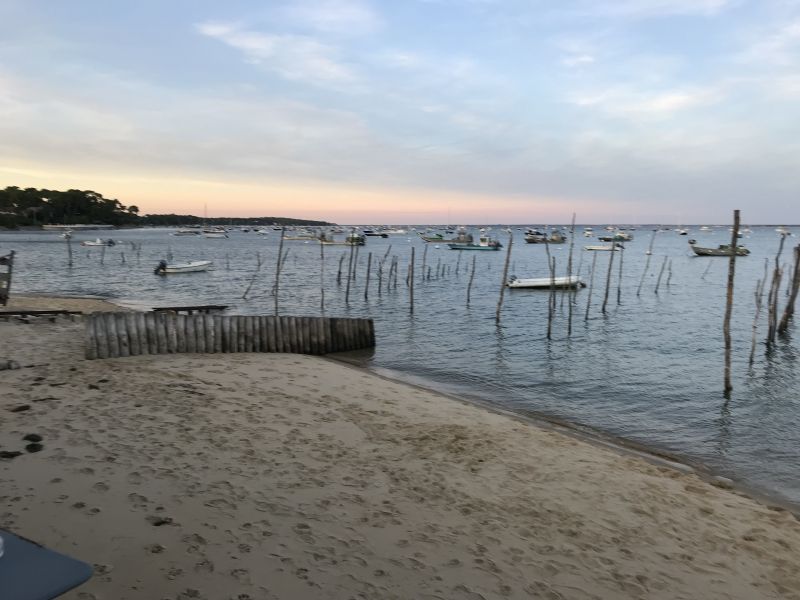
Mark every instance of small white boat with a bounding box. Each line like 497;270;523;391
507;275;586;289
154;260;213;274
81;238;116;247
202;229;228;238
584;243;624;251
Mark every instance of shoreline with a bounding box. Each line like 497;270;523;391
330;355;800;517
6;293;798;514
2;298;800;598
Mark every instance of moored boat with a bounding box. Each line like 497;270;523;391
584;243;624;251
154;260;213;274
448;234;502;250
80;238;116;247
507;275;585;289
688;241;749;256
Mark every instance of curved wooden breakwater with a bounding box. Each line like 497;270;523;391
85;312;375;360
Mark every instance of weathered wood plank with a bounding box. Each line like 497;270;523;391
155;313;168;354
114;313;131;357
125;313;140;356
185;314;197;353
266;316;276;352
245;316;255;352
105;312;121;358
213;315;223;353
85;314;98;360
176;314;187;353
195;315;206;353
166;313;178;353
135;312;148;355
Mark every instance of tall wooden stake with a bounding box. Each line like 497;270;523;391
766;234;787;345
616;246;624;305
723;209;740;396
337;254;345;284
566;214;576;336
584;251;598;321
601;244;616;314
467;255;477;306
547;256;556;339
320;241;325;313
274;227;285;316
345;241;355;304
654;256;668;294
778;245;800;334
495;233;513;324
749;260;768;366
409;247;415;313
637;229;657;297
364;252;372;300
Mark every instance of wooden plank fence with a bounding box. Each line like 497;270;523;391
85;312;375;360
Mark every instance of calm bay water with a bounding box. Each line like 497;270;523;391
2;225;799;504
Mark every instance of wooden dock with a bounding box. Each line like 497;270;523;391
85;312;375;359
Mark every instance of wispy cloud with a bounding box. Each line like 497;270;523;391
571;0;733;19
739;19;800;67
279;0;382;35
570;85;724;117
195;21;356;85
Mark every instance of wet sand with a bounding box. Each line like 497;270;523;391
2;297;800;599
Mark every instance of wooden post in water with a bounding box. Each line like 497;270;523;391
616;246;624;305
778;245;800;334
409;246;415;313
352;245;359;282
466;255;477;307
654;256;668;295
100;245;106;265
345;240;355;304
766;234;786;346
495;233;513;324
584;251;598;321
666;259;673;287
66;236;73;267
364;252;372;300
566;214;576;335
420;244;428;284
241;252;262;300
600;243;616;314
274;227;285;316
319;241;325;313
723;209;740;396
547;256;556;339
749;260;768;365
455;251;462;275
636;229;657;297
337;254;345;285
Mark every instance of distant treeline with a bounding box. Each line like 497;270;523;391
0;187;333;228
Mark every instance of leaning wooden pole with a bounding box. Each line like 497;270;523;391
345;240;355;304
584;251;598;321
723;209;740;396
495;233;513;324
749;264;767;366
319;241;326;314
409;246;415;313
566;214;577;336
66;235;73;267
636;229;657;297
778;245;800;334
654;256;668;295
274;227;285;316
547;256;556;340
616;245;624;305
467;255;477;307
364;252;372;300
601;244;616;314
766;234;787;345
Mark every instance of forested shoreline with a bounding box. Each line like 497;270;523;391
0;187;333;228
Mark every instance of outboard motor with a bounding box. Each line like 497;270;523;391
154;260;167;275
107;239;116;247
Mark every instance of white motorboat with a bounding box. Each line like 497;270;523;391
507;275;586;289
154;260;213;274
173;228;201;236
584;243;624;251
81;238;116;247
202;228;228;238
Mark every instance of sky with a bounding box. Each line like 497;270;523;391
1;0;799;224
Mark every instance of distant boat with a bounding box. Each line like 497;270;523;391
173;228;201;236
699;226;712;232
154;260;213;274
507;275;585;289
598;231;633;242
676;228;689;235
202;228;228;239
524;229;565;244
363;230;389;238
584;243;624;251
448;234;502;251
81;238;116;247
776;226;793;236
688;240;749;256
345;232;366;246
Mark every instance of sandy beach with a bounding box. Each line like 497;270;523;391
2;298;800;599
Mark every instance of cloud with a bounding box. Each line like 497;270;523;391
739;19;800;68
572;0;733;19
570;86;724;118
562;54;595;67
195;21;356;85
279;0;382;35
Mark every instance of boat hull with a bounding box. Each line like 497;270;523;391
690;246;749;256
159;261;213;274
508;276;585;289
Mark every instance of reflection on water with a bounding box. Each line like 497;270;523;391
2;226;799;503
